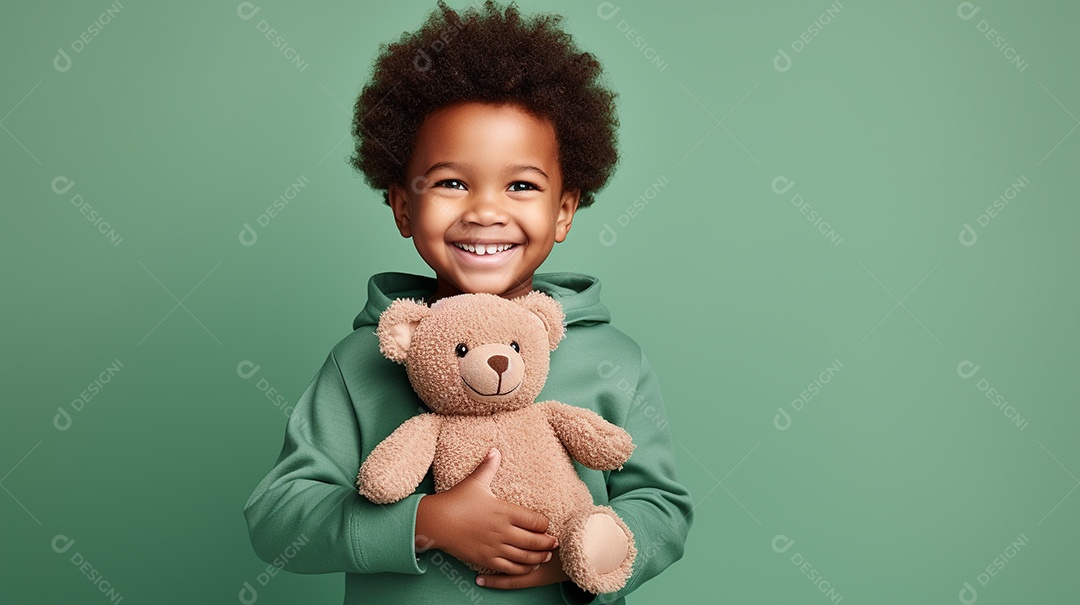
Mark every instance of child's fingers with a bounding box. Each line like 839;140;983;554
505;526;559;552
488;556;544;576
508;506;550;534
498;544;552;567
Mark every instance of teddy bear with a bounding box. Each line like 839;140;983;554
356;290;637;594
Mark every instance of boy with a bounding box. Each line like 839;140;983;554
243;2;692;603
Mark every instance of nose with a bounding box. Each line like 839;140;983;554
463;188;508;226
487;355;508;375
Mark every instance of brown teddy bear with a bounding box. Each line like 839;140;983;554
356;290;637;594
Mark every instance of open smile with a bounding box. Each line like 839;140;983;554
453;242;519;255
449;242;521;265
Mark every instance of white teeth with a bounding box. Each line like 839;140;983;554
454;243;515;255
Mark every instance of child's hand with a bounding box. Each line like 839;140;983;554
415;448;558;574
476;545;571;589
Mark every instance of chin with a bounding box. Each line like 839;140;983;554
455;276;515;294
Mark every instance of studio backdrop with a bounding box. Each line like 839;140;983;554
2;1;1077;603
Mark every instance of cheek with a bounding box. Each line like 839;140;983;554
411;203;455;241
519;208;557;242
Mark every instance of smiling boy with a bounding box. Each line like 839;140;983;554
388;100;578;301
244;2;692;604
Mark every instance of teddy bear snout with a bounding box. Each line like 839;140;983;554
459;343;525;400
487;355;509;375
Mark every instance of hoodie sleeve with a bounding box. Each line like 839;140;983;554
243;349;427;575
559;349;694;605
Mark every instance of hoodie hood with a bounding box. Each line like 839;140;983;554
352;271;610;330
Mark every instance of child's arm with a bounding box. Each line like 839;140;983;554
560;349;693;604
243;349;425;575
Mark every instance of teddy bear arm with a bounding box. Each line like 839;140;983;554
542;401;635;471
357;414;441;504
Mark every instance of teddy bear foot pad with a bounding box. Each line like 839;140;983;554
559;505;637;594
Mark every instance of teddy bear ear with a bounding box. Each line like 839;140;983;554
376;298;431;363
513;291;566;351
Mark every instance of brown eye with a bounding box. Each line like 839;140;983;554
510;341;519;353
436;179;466;190
455;343;468;357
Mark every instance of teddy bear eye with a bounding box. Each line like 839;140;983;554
455;343;468;357
510;341;519;353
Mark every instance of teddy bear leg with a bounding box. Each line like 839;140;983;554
558;504;637;594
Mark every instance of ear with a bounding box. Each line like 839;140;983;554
388;182;412;238
554;188;580;243
513;291;566;351
376;298;430;363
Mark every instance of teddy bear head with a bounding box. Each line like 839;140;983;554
376;291;566;415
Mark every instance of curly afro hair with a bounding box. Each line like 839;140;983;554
348;0;619;209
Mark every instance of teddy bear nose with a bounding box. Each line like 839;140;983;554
487;355;509;375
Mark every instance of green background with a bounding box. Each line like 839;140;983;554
2;0;1077;603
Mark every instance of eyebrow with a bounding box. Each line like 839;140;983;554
422;161;549;180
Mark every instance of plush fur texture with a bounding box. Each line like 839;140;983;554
356;291;637;594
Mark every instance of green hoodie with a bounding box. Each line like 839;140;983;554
243;271;693;605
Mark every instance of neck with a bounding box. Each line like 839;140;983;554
428;275;534;304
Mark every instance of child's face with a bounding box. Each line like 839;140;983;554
388;101;580;300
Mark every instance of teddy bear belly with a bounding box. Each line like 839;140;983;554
432;409;594;534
